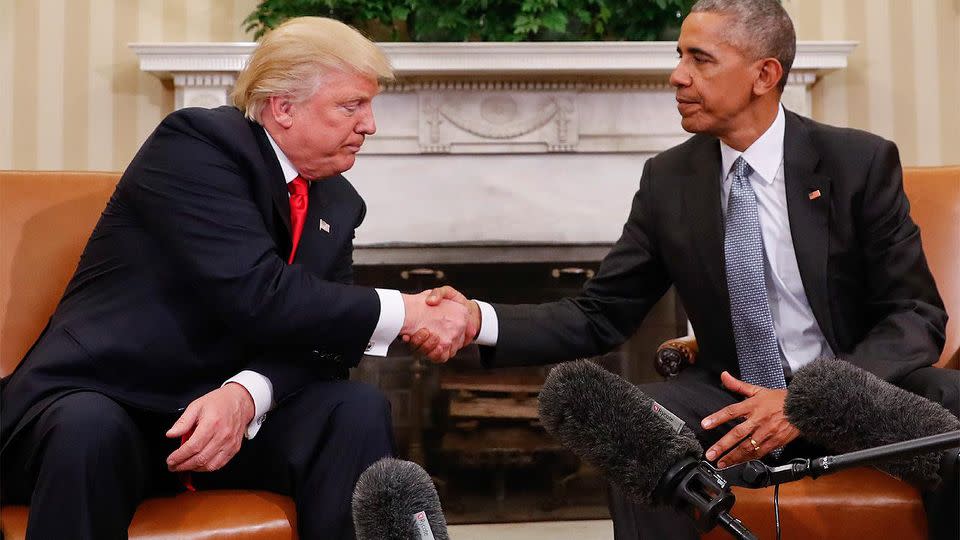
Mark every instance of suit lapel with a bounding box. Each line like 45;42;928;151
246;120;299;264
782;111;836;349
683;138;728;297
273;178;292;240
250;121;293;239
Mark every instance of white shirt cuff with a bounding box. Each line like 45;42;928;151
474;300;499;346
223;370;274;439
367;288;404;356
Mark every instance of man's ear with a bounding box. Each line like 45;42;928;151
753;57;784;97
266;96;295;128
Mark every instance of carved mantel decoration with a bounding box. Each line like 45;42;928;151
131;42;856;249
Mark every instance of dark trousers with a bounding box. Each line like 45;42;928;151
608;366;960;540
899;367;960;540
1;379;395;540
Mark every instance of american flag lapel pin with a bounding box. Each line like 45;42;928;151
319;218;331;233
808;189;822;200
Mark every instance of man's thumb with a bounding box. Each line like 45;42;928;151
426;286;450;305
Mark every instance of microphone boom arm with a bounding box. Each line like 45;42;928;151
720;430;960;488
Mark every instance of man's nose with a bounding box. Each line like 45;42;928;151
357;107;376;135
669;63;689;88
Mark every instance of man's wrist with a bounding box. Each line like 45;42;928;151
399;292;422;335
469;300;482;340
224;381;256;424
399;293;414;334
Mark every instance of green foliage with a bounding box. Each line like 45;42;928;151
243;0;696;41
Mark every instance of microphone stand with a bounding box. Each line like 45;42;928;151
719;430;960;488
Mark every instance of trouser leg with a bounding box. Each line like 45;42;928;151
898;366;960;418
898;367;960;540
1;392;153;540
201;379;396;540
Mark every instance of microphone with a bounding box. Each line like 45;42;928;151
539;360;756;540
352;457;449;540
784;358;960;489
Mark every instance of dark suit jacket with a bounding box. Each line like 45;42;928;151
483;110;947;382
1;106;381;449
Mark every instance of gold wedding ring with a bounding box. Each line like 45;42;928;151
749;437;761;452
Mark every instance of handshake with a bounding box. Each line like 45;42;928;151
399;286;479;363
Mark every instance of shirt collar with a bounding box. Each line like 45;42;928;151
262;127;299;184
719;103;785;185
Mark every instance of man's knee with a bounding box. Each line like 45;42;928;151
39;392;145;464
899;367;960;417
335;382;392;427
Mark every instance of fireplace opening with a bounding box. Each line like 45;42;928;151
353;247;685;523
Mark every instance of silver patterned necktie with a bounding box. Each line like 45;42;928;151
724;157;787;391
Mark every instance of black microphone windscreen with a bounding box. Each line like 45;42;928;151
538;360;702;505
352;458;449;540
785;358;960;488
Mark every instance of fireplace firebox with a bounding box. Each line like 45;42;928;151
352;245;685;522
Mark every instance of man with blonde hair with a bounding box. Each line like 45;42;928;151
1;17;468;539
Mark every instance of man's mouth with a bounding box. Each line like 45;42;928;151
676;98;700;114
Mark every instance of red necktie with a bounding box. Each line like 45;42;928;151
179;430;196;492
287;176;309;264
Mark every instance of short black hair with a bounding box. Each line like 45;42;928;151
691;0;796;91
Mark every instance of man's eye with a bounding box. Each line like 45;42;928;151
341;102;359;112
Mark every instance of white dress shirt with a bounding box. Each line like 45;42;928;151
224;129;405;438
478;104;833;375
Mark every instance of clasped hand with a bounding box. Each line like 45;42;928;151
401;286;480;363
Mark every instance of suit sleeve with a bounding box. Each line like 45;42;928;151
842;141;947;381
244;205;367;403
481;159;673;368
121;112;380;356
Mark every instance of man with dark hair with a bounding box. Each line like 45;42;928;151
412;0;958;538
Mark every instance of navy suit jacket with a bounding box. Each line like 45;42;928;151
1;106;381;448
483;110;946;382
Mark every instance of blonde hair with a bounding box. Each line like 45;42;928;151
232;17;394;123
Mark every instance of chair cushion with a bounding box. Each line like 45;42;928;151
0;490;297;540
702;468;927;540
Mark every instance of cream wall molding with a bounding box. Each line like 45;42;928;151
131;41;856;77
